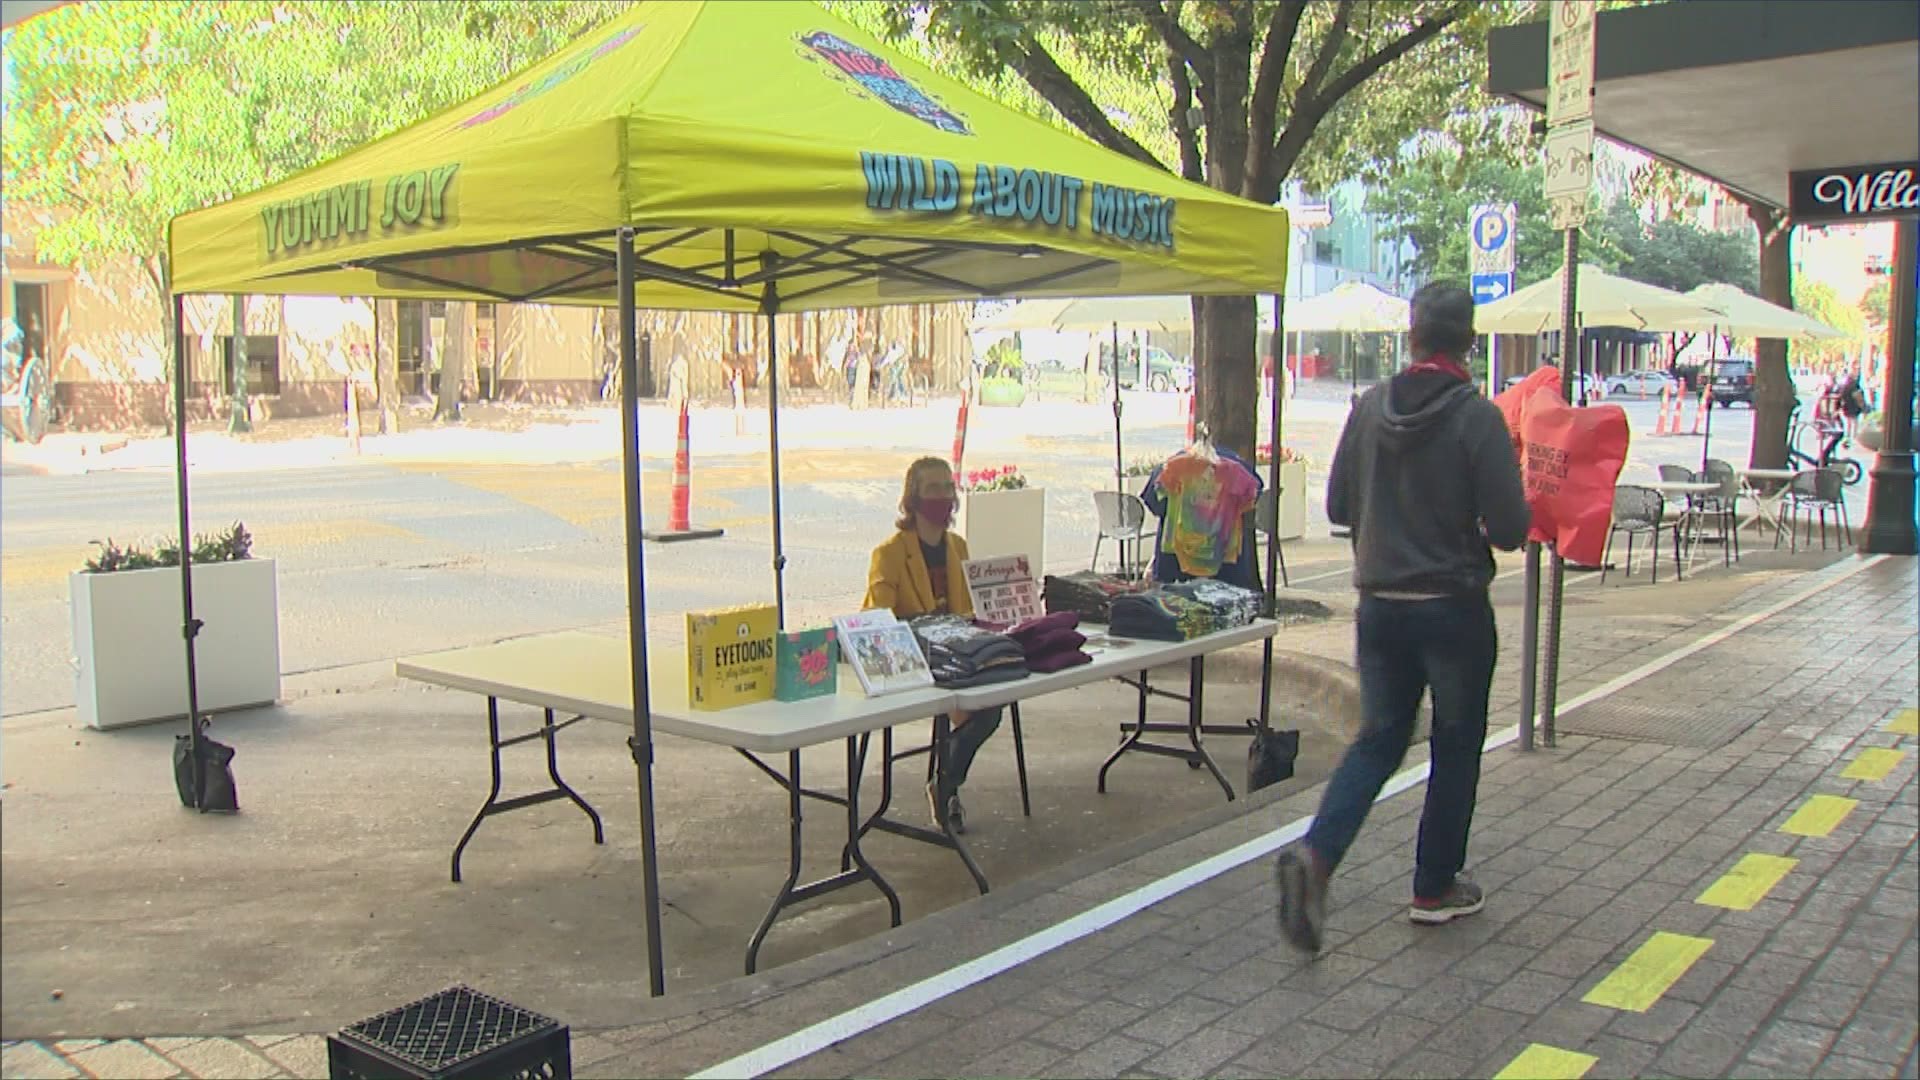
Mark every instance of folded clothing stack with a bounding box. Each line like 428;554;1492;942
1163;580;1262;628
1041;571;1151;623
909;615;1030;688
1006;611;1092;673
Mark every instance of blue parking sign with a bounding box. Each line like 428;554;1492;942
1471;273;1514;305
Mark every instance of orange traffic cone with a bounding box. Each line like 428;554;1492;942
643;402;724;543
1690;387;1708;435
1654;386;1672;436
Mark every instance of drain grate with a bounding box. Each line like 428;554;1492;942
1553;700;1761;748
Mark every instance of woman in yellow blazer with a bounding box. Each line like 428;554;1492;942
864;455;1003;834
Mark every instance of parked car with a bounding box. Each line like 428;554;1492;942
1710;357;1757;407
1503;370;1598;401
1604;370;1678;398
1099;342;1193;392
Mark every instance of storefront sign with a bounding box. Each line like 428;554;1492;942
860;152;1175;251
1789;161;1920;223
260;164;461;256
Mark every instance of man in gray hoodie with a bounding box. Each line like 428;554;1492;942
1276;282;1529;954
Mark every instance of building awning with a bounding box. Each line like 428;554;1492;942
1487;0;1918;211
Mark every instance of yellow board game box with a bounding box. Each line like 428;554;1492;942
686;604;778;710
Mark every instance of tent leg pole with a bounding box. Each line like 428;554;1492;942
764;266;787;628
1111;320;1123;491
616;228;668;998
172;292;207;807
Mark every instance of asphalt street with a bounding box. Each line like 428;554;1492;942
0;383;1852;720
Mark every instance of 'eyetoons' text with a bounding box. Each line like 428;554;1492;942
859;152;1175;251
260;164;461;256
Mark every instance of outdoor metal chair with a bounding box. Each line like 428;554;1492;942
1602;485;1684;584
1699;458;1741;564
1091;490;1149;579
1252;488;1291;589
1775;468;1851;552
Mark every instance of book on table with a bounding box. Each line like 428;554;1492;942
831;610;935;697
686;604;778;710
775;626;838;702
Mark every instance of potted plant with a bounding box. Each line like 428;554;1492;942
1256;444;1310;540
71;522;280;730
955;465;1046;567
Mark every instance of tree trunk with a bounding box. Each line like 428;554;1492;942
228;295;252;433
1745;202;1794;469
434;302;466;422
1194;294;1259;459
375;298;400;434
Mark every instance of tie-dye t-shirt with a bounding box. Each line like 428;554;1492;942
1155;454;1260;577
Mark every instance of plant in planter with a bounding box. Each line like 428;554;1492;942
955;465;1045;564
72;521;280;730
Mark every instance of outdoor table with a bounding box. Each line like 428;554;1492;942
395;618;1276;974
397;630;954;975
1738;467;1800;535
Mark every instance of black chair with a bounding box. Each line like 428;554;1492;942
1775;468;1851;552
1699;458;1741;564
1602;485;1685;584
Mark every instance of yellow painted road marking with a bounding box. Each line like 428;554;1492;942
1888;708;1918;736
1494;1044;1599;1080
1780;795;1858;837
1582;931;1714;1012
1841;748;1905;782
1697;853;1798;911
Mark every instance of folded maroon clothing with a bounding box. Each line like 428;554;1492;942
1019;628;1087;658
1009;611;1080;644
1026;649;1092;673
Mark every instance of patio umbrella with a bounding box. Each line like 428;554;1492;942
1288;280;1409;395
1671;284;1846;472
1475;264;1727;335
972;295;1193;490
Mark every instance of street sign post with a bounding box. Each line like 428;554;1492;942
1471;273;1514;305
1470;203;1517;275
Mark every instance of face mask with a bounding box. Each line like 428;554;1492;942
914;496;956;529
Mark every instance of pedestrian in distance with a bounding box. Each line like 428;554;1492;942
1275;282;1530;955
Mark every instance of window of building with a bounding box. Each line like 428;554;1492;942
221;334;282;395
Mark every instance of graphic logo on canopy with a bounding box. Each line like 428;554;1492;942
797;31;971;136
457;25;643;129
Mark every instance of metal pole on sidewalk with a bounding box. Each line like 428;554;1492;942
1519;540;1540;752
1540;229;1581;748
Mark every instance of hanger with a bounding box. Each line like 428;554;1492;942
1185;421;1218;464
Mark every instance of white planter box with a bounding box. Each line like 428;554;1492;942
1275;461;1308;541
71;559;281;730
958;487;1046;568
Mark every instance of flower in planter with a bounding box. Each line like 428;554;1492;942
1254;444;1308;467
960;465;1028;492
84;522;254;573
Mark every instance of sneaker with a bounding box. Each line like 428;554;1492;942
1410;879;1485;925
945;793;966;835
1274;849;1325;955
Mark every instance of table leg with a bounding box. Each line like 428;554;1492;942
1011;704;1032;818
1186;657;1234;801
746;750;806;976
842;736;902;929
451;698;604;884
1097;670;1152;793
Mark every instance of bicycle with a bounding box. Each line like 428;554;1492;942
1786;406;1864;486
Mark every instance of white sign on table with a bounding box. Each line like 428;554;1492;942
1547;0;1596;127
962;555;1043;626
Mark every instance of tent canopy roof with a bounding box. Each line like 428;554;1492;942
1475;263;1727;335
169;0;1288;312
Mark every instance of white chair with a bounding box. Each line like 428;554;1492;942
1090;491;1149;578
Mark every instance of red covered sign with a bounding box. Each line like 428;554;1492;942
1518;393;1630;567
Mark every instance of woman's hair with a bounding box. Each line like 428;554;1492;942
1409;282;1476;360
896;455;952;530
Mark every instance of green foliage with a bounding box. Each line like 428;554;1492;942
1861;279;1891;326
84;521;253;573
983;337;1024;378
1789;279;1864;365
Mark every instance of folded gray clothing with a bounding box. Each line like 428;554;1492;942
931;660;1030;688
910;615;1024;662
925;639;1027;674
1163;579;1261;627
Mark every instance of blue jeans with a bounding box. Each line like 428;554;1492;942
1306;592;1497;900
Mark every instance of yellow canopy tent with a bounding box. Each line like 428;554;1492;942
164;0;1291;996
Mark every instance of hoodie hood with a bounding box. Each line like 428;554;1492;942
1379;371;1479;450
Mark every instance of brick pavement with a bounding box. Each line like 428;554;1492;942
5;555;1914;1079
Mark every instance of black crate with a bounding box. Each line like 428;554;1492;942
328;985;571;1080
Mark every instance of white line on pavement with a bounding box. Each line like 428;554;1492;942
691;554;1888;1080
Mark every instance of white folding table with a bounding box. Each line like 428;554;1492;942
397;620;1279;974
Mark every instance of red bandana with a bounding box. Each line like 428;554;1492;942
1406;355;1471;382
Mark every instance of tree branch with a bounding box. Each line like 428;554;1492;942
1168;39;1204;183
1298;0;1353;102
994;35;1166;170
1245;0;1307;203
1267;1;1468;191
1134;0;1210;107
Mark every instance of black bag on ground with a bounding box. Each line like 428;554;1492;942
1246;720;1299;793
173;728;239;812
